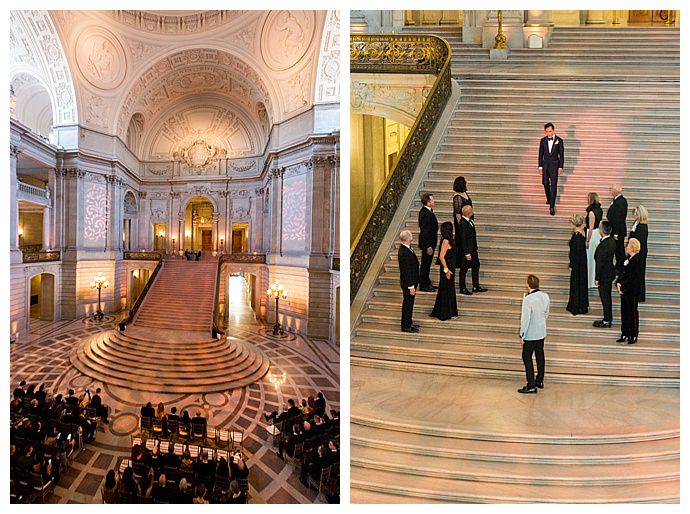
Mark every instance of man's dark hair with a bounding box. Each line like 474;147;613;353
453;176;467;193
288;399;295;407
527;275;540;290
95;388;101;394
421;193;434;206
600;220;612;235
544;122;555;130
68;389;74;396
171;407;177;414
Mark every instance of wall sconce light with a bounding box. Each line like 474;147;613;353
18;227;23;238
185;230;191;238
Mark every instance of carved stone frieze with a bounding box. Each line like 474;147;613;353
107;10;249;35
315;10;340;103
75;26;127;90
261;11;315;71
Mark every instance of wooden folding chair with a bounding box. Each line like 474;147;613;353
308;465;332;495
30;471;55;502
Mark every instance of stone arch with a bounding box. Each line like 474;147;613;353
122;190;138;251
11;72;54;138
26;271;57;322
314;10;340;104
126;113;145;157
10;11;78;126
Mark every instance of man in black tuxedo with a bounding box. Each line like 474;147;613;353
593;220;616;328
606;183;628;273
418;193;439;292
458;205;488;295
538;122;565;216
398;230;420;333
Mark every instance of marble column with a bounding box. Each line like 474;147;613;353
10;145;21;263
586;10;606;24
42;206;51;250
350;10;369;34
213;212;220;253
269;168;282;256
463;10;488;44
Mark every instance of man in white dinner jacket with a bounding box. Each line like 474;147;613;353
518;274;550;394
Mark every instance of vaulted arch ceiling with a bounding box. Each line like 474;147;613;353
46;9;328;161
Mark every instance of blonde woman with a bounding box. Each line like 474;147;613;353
616;238;642;344
566;214;589;315
628;205;648;302
585;192;603;288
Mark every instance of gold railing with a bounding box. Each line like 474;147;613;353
123;251;162;261
219;253;267;264
22;250;60;263
350;34;452;301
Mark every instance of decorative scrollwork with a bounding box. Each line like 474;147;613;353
220;253;266;264
22;250;61;263
123;251;161;261
350;34;452;301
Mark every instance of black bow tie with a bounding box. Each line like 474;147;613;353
547;137;553;141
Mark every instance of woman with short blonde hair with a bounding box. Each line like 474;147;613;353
567;213;589;315
616;237;643;344
629;205;649;302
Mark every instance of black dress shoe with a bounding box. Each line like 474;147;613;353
616;335;628;343
420;286;435;292
545;200;550;205
412;323;420;328
517;386;538;394
593;320;612;328
535;379;544;389
402;326;419;333
550;207;555;216
472;286;488;293
627;337;637;345
460;289;473;295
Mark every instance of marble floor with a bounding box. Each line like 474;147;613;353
11;281;339;504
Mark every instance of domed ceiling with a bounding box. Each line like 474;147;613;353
43;10;329;161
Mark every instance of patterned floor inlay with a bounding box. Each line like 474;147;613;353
11;296;340;504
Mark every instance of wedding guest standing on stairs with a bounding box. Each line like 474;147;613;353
616;238;643;345
518;274;550;394
585;192;604;288
566;214;589;315
629;205;649;303
457;205;487;295
398;230;420;333
430;222;458;321
538;122;565;216
593;221;616;328
607;183;628;273
418;193;439;293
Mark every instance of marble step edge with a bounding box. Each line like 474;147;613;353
351;455;678;487
350;357;679;389
132;320;213;330
350;411;680;445
351;340;679;375
349;477;679;504
350;432;680;466
101;332;238;355
110;329;224;346
360;311;679;340
450;109;679;118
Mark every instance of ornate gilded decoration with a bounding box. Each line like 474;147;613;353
123;251;161;260
220;253;267;264
494;10;508;49
350;34;452;300
22;250;61;263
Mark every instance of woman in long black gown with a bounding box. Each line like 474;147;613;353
430;222;458;321
566;214;589;315
616;238;643;344
452;176;473;272
629;205;648;303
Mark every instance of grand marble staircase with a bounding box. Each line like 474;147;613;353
133;259;218;332
351;27;679;503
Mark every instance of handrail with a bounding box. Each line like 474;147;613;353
212;257;224;339
350;34;452;301
119;253;163;330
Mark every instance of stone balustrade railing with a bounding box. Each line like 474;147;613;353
17;181;50;200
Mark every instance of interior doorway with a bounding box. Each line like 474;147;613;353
232;223;249;253
28;273;55;321
129;268;151;307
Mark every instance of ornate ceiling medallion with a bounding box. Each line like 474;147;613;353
261;10;315;71
174;137;227;170
75;27;127;90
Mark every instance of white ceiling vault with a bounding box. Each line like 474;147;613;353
10;10;338;163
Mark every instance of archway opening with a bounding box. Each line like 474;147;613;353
225;273;258;327
11;73;54;140
29;273;55;321
129;268;151;308
184;197;214;252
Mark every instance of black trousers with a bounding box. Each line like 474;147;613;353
419;249;434;289
598;278;614;322
401;288;416;330
620;293;639;338
614;236;626;272
522;339;545;388
459;252;480;290
542;168;558;208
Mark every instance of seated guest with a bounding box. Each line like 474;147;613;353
313;415;327;436
191;411;207;437
140;402;154;418
300;399;311;416
180;450;195;475
216;456;230;482
151;474;169;503
155;402;166;420
65;389;78;408
179;410;192;433
211;485;227;504
194;450;215;482
35;383;47;405
277;424;303;460
147;442;162;473
264;399;301;424
230;455;249;480
75;408;96;442
88;387;109;423
314;392;326;416
139;466;155;498
118;467;138;503
300;445;330;486
13;380;26;400
167;406;179;424
163;442;180;469
177;478;193;504
227;480;246;504
193;483;208;504
102;469;118;503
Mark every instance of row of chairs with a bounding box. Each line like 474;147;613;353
115;457;249;503
11;468;56;503
13;422;84;453
130;437;241;464
139;417;243;453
